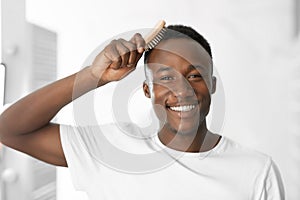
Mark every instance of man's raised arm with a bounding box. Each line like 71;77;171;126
0;33;145;167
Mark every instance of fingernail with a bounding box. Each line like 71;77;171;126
127;64;133;68
138;47;144;53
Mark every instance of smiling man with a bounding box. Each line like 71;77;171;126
143;27;220;153
0;24;285;199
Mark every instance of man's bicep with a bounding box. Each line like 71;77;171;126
2;123;68;167
265;160;285;199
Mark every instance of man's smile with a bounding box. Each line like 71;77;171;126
168;104;196;112
166;102;200;119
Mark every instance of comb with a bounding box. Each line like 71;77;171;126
144;20;167;51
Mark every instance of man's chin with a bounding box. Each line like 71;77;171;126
165;123;199;136
175;129;198;136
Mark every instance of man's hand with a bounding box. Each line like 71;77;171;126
90;33;145;86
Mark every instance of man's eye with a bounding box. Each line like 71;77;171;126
188;74;202;79
160;76;174;81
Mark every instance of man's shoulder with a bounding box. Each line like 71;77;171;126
60;122;154;149
60;122;136;134
220;136;272;168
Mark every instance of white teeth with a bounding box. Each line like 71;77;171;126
169;105;196;112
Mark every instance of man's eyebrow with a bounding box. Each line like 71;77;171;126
188;64;206;72
155;66;173;73
154;65;208;74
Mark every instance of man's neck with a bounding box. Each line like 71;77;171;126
158;121;221;153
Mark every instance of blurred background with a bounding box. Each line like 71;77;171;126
1;0;299;199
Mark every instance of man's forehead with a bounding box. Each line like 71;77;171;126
146;38;213;73
150;64;208;73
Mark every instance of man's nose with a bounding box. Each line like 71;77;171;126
172;77;194;98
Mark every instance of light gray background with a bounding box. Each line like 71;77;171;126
4;0;300;199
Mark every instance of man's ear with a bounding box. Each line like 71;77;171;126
211;76;217;94
143;81;151;98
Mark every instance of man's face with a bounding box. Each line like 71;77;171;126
144;38;215;135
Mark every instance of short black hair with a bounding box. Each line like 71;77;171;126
144;24;213;63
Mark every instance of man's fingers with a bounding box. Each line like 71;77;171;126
104;41;121;69
119;39;138;66
91;34;146;84
115;41;130;67
102;34;145;70
130;33;145;53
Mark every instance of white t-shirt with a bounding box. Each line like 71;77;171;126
60;123;285;200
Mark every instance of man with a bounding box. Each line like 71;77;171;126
0;24;284;199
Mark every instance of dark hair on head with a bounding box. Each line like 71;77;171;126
144;25;213;63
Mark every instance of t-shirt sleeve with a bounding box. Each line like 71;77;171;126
257;158;285;200
59;124;96;191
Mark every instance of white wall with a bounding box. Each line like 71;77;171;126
25;0;299;199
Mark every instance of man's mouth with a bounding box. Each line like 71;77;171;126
167;104;197;112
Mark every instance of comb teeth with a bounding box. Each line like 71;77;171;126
145;27;167;51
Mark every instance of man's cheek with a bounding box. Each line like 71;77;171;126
153;104;167;123
202;77;213;93
153;83;173;97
